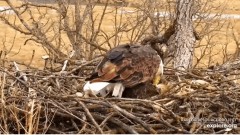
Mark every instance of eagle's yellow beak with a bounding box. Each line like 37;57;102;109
153;75;161;86
153;58;163;86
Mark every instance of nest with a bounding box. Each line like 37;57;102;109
0;61;239;134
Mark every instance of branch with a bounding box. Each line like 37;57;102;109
78;101;104;134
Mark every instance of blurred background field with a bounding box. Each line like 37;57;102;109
0;0;240;69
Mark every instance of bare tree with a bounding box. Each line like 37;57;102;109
167;0;196;71
0;0;235;71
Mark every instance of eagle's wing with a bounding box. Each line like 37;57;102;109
86;44;162;87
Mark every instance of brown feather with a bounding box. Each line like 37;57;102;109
99;61;117;76
91;62;118;82
119;67;134;80
101;68;117;81
123;72;143;87
87;43;162;88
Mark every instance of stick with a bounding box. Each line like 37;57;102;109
27;88;37;134
67;57;102;75
61;50;75;73
111;104;157;134
92;113;138;134
27;50;35;69
13;61;28;81
13;61;37;134
78;115;87;134
78;101;104;134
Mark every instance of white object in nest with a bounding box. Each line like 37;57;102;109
83;81;125;98
41;55;50;60
191;79;209;86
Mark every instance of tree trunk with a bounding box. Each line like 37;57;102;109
168;0;196;71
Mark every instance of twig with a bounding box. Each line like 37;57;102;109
78;115;87;134
71;119;80;132
67;57;102;75
27;50;35;69
26;88;37;134
190;109;202;133
13;61;37;134
158;116;190;134
92;113;138;134
0;71;8;133
111;104;157;134
60;50;75;73
1;69;28;87
77;101;104;134
221;94;240;104
99;113;115;127
13;61;28;82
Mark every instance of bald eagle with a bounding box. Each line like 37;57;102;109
83;43;165;98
